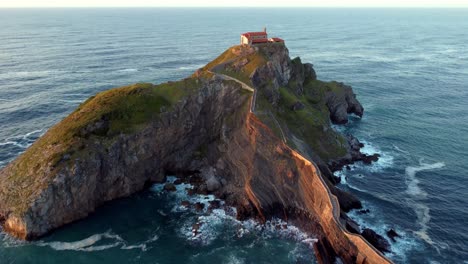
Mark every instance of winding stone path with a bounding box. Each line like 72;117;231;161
210;71;288;143
209;71;256;113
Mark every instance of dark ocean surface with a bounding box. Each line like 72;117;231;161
0;8;467;264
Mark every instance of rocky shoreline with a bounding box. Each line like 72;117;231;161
0;43;393;263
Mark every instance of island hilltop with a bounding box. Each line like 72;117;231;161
0;31;392;264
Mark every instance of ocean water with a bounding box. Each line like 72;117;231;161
0;8;467;264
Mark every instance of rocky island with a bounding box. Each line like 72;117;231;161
0;42;392;263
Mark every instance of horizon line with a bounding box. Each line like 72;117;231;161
1;6;468;8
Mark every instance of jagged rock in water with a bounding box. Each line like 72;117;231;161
362;228;392;253
387;228;401;242
325;82;364;124
163;183;176;192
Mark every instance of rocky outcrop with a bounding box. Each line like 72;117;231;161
251;46;318;105
328;134;382;173
251;44;292;106
0;43;391;264
0;77;250;239
361;228;391;253
325;82;364;124
288;57;317;95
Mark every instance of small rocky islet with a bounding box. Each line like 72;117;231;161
0;41;393;263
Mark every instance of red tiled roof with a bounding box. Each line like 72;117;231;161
252;39;269;43
270;37;284;42
241;32;267;37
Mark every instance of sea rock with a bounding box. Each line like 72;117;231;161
361;228;391;253
361;153;380;164
163;183;176;192
332;187;362;212
173;179;183;185
194;202;204;212
192;222;201;236
386;228;400;242
343;216;361;234
325;82;364;124
207;200;221;213
358;209;370;215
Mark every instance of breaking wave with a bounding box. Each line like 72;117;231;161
153;177;318;249
0;129;43;149
348;202;421;263
359;140;394;172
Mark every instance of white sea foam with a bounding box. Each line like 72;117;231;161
37;231;123;251
360;140;394;172
120;234;159;251
152;177;317;248
226;254;245;264
405;161;445;245
348;202;421;263
36;230;159;252
392;144;410;155
117;68;138;72
0;70;67;79
334;170;370;193
178;65;204;70
57;99;86;104
0;129;44;149
23;129;43;138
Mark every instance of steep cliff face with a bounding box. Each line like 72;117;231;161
0;43;391;263
0;76;251;239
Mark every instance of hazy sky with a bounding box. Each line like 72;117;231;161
1;0;468;8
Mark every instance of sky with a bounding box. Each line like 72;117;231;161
0;0;468;8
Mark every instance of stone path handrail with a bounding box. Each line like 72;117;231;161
208;71;256;113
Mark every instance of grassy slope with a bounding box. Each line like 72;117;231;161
2;78;203;214
203;45;267;85
203;44;348;161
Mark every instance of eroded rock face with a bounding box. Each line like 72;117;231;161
325;82;364;124
251;46;319;105
251;44;292;105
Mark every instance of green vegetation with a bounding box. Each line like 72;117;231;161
276;86;347;160
202;46;242;72
3;78;202;214
200;44;348;161
255;78;348;161
203;45;267;86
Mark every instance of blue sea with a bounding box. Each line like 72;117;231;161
0;8;467;264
